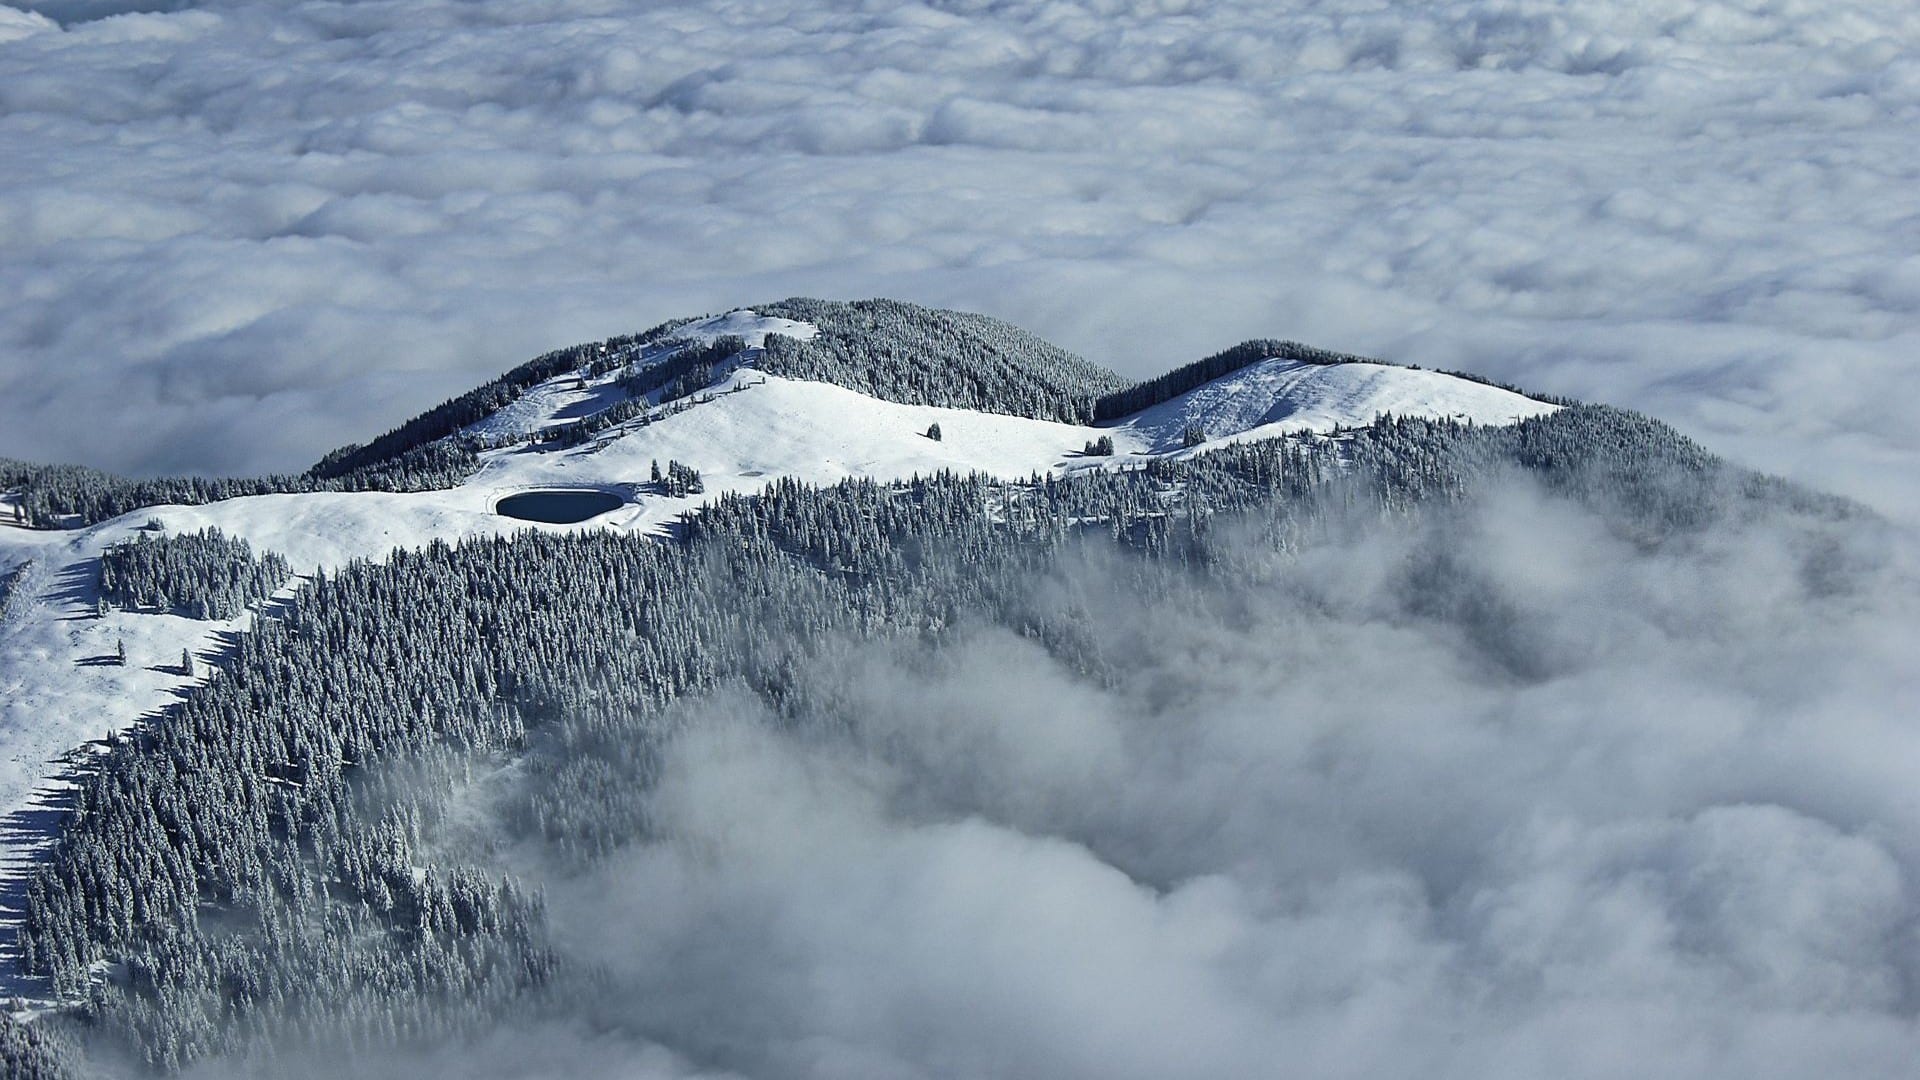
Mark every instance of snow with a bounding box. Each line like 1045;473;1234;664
667;310;819;349
0;335;1558;1000
1112;358;1561;454
462;310;818;443
0;537;273;998
462;373;622;443
498;369;1127;501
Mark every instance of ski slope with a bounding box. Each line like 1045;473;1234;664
0;316;1560;997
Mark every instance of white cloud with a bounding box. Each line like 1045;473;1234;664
7;5;1919;1072
0;0;1915;515
0;6;54;42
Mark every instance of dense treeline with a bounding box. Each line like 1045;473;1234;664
14;401;1855;1074
0;559;32;622
0;439;479;531
754;298;1128;423
98;528;294;620
0;1012;79;1080
531;337;753;451
642;334;749;405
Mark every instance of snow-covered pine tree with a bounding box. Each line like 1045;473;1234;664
97;527;291;620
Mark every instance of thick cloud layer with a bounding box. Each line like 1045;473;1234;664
217;479;1920;1080
2;0;1918;518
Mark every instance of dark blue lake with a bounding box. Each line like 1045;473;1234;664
494;489;625;524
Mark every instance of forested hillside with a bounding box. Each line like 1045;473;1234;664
754;298;1128;423
12;404;1855;1073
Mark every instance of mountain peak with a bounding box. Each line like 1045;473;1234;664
1117;356;1560;454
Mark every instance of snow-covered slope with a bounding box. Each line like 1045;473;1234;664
0;312;1562;995
1114;358;1560;453
669;310;819;349
27;371;1127;576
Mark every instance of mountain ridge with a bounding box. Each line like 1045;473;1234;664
1;298;1563;531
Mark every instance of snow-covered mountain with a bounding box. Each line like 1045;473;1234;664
0;299;1599;1063
0;304;1560;982
6;300;1893;1080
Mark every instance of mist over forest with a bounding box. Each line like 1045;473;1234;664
415;482;1920;1080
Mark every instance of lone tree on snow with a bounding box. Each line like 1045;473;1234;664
925;423;942;442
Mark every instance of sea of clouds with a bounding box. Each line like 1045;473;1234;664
7;5;1920;1075
1;0;1918;521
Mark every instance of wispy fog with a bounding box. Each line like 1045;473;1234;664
1;0;1917;521
217;477;1920;1079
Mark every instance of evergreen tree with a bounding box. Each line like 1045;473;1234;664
0;1012;80;1080
754;299;1126;423
98;528;292;620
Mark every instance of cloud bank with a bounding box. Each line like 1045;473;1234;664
0;0;1917;518
214;478;1920;1080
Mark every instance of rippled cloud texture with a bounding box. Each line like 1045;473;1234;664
2;0;1919;516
